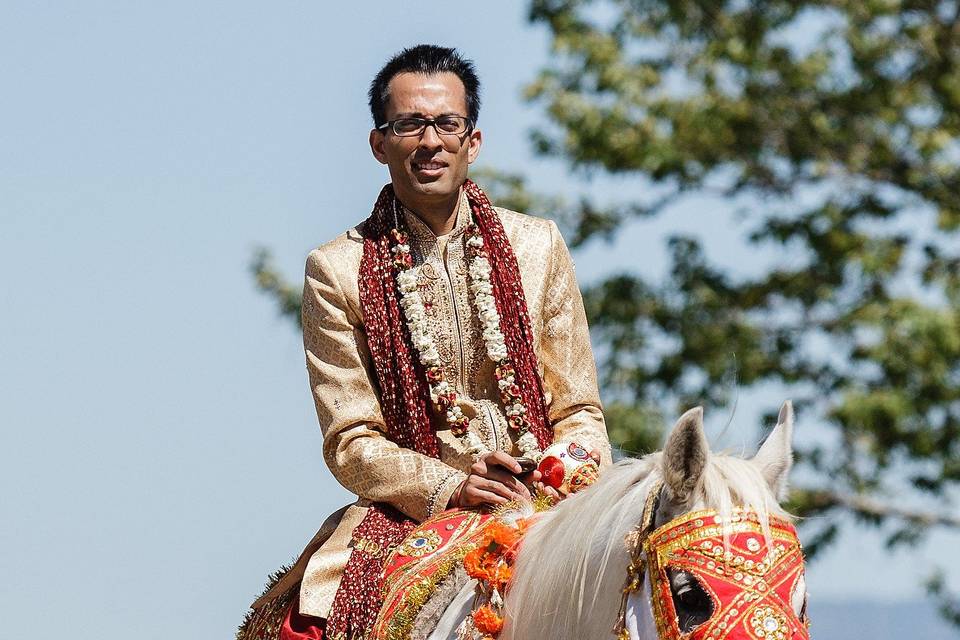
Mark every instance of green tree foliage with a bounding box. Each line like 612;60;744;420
518;0;960;610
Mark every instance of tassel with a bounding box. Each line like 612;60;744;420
611;555;644;638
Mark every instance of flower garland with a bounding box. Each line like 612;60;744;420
462;520;525;639
465;224;541;458
458;501;553;640
390;223;541;460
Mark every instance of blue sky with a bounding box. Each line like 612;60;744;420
2;2;958;638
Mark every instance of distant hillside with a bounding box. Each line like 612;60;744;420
812;600;955;639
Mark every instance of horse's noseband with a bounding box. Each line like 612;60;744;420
616;489;809;640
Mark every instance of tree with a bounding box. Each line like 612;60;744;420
522;0;960;613
254;0;960;620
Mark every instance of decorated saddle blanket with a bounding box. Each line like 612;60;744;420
371;509;493;640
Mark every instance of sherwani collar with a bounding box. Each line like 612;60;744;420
400;188;471;241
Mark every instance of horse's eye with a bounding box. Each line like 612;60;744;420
669;569;714;633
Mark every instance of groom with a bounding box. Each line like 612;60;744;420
240;44;610;640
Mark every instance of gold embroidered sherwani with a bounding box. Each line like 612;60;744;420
259;192;610;618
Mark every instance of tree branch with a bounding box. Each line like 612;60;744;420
801;488;960;529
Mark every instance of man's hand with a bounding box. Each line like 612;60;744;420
449;451;538;509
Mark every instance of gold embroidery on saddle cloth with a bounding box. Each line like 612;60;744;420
395;529;443;558
383;548;474;640
373;499;554;640
371;510;490;640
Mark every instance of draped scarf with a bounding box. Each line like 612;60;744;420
324;180;550;639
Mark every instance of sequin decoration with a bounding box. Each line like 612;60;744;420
568;462;600;492
396;528;443;558
567;442;590;460
749;606;788;640
640;508;810;640
372;510;491;640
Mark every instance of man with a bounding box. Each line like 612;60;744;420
238;44;610;640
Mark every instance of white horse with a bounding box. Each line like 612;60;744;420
388;402;808;640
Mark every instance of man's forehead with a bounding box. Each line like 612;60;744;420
385;72;468;116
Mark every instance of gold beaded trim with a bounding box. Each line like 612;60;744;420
383;543;476;640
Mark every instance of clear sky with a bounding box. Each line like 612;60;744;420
2;2;958;638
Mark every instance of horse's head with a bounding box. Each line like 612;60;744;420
655;403;793;527
503;401;809;640
635;401;808;640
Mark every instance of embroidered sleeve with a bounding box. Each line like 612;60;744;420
539;222;613;466
303;247;465;522
427;469;468;518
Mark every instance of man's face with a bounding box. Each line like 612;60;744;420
369;72;482;205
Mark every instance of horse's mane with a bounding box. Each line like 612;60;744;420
501;451;790;640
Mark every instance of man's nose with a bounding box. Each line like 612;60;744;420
418;123;444;149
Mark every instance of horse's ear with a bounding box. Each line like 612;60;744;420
753;400;794;499
662;406;709;505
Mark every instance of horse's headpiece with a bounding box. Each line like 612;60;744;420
642;508;809;640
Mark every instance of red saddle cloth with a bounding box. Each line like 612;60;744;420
372;509;492;640
279;509;491;640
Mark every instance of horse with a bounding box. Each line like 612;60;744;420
374;402;809;640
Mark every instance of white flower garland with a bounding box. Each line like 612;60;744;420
392;225;541;460
465;233;541;458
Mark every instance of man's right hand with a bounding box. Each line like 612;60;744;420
449;451;538;509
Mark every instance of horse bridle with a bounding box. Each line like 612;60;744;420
613;480;664;639
612;481;810;640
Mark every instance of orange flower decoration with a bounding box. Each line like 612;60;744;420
464;521;523;590
487;521;521;548
463;546;488;580
473;605;504;635
464;518;531;638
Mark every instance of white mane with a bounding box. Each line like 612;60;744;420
501;451;790;640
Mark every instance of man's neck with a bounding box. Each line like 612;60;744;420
397;188;462;236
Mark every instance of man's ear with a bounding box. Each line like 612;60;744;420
369;129;388;165
466;128;482;164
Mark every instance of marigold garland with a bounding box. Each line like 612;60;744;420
472;605;504;636
461;518;532;639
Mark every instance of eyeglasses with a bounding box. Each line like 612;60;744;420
377;115;472;137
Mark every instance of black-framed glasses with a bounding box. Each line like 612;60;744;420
377;115;472;137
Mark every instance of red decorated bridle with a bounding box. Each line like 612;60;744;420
616;483;810;640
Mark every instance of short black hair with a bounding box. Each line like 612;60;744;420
368;44;481;128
